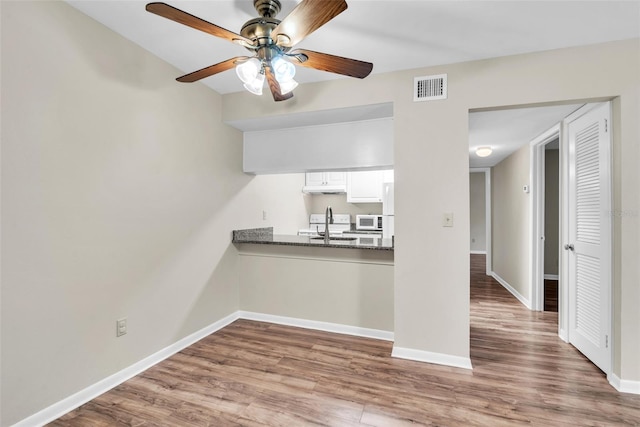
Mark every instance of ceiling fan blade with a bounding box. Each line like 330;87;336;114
289;49;373;79
271;0;347;48
265;66;294;102
176;57;249;83
146;2;254;47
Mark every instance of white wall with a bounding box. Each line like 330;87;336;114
0;2;306;425
469;173;487;252
243;118;394;174
223;38;640;381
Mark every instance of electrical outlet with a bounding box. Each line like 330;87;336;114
442;212;454;227
116;318;127;337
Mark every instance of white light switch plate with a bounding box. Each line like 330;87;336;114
442;212;453;227
116;318;127;337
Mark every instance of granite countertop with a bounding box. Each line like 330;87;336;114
232;228;394;251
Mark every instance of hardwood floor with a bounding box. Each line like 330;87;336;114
50;255;640;426
544;279;558;312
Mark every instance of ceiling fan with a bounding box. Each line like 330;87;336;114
145;0;373;102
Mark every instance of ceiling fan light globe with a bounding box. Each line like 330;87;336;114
279;79;298;95
236;58;261;84
476;146;493;157
243;72;265;95
271;56;296;82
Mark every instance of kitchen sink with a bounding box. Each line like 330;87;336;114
310;237;357;241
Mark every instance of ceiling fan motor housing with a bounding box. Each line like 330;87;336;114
240;17;280;47
242;0;288;53
253;0;281;18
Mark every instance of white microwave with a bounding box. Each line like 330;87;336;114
356;214;383;231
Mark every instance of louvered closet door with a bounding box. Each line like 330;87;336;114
567;102;611;373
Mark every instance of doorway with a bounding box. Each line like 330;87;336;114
471;101;612;376
543;142;560;313
531;102;613;374
469;168;491;276
530;124;562;314
532;135;561;313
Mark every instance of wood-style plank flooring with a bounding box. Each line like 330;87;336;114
544;279;558;312
50;255;640;426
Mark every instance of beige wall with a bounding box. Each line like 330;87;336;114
307;193;382;218
241;173;309;235
0;2;306;425
223;38;639;381
544;148;560;276
492;145;531;300
470;173;487;252
238;245;394;332
2;1;639;423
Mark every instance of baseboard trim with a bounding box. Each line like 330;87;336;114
491;271;532;309
15;311;393;426
12;312;240;427
609;373;640;395
558;327;569;343
470;250;487;255
544;274;559;280
391;346;473;370
237;311;394;342
14;306;638;426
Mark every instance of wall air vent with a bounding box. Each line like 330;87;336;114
414;74;447;102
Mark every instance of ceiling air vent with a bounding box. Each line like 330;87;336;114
414;74;447;102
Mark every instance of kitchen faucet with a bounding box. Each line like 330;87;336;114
324;206;333;244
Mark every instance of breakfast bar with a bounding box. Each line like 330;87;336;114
232;227;394;336
232;227;394;251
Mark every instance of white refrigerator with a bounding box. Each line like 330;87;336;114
382;182;394;239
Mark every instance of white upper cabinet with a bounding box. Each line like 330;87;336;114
304;169;393;199
305;172;325;187
347;170;389;203
325;171;348;187
303;172;347;193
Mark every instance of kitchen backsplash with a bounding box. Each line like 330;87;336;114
305;193;383;218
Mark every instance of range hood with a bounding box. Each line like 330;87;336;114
302;184;346;194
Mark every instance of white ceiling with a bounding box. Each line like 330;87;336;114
468;104;581;168
66;0;638;167
67;0;639;96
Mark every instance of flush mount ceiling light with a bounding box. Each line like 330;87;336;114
146;0;374;102
476;146;493;157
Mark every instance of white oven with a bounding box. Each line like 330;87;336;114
356;214;383;231
342;232;382;246
298;214;351;236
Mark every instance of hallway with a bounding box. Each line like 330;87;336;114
470;253;638;425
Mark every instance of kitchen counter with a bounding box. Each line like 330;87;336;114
232;227;394;251
233;227;394;335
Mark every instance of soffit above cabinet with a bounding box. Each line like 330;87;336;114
226;103;393;132
243;118;394;174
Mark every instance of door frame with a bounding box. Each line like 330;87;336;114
530;102;614;359
563;102;613;373
470;167;492;275
530;124;561;313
